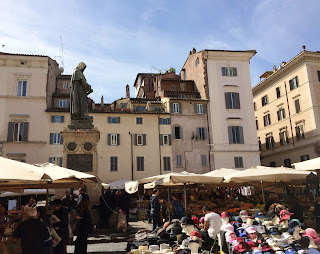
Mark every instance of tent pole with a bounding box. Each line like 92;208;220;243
260;181;265;206
167;189;170;221
184;184;187;215
45;188;49;212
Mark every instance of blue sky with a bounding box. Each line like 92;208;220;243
1;0;319;102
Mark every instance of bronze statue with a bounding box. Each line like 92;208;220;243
68;62;94;129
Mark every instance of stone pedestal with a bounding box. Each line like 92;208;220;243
60;127;101;205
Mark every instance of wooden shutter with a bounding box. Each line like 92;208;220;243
295;100;300;113
178;103;182;113
203;104;207;114
204;128;208;140
239;126;244;144
22;122;29;142
172;127;176;139
51;116;55;122
159;118;162;125
60;134;63;144
143;134;146;145
233;68;237;76
116;117;120;123
107;134;111;145
7;122;14;142
117;134;120;145
196;128;200;139
179;127;183;139
137;157;140;171
160;135;163;145
108;117;111;123
170;103;173;113
289;79;293;90
168;118;171;124
66;100;70;107
168;134;172;145
318;71;320;82
194;103;198;113
50;133;54;144
235;93;240;109
222;67;226;76
225;93;230;109
277;110;280;121
61;116;64;123
49;157;53;163
228;126;233;144
134;134;137;145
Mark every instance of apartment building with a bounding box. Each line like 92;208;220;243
181;48;260;169
253;49;320;167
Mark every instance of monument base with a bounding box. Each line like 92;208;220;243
68;119;94;129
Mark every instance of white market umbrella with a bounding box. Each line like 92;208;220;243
292;157;320;171
203;168;241;178
105;179;131;190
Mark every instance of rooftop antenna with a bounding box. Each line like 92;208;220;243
55;35;65;73
151;66;163;74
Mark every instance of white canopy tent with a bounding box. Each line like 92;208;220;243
102;179;131;190
292;157;320;171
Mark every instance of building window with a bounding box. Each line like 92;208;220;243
296;124;305;141
134;106;146;112
261;95;268;106
176;155;183;168
318;70;320;82
196;104;204;114
289;76;299;90
256;119;259;130
279;130;289;145
266;135;274;149
195;57;199;67
263;114;271;127
253;102;256;111
270;161;276;167
159;118;171;125
301;155;309;162
225;92;240;109
135;134;146;146
163;157;171;171
173;126;183;139
222;67;237;77
172;85;176;90
228;126;244;144
50;133;63;145
284;158;292;168
58;100;68;108
108;116;120;124
108;134;120;146
277;108;286;121
201;155;207;167
180;83;186;91
160;134;171;145
172;103;181;113
63;81;69;89
121;103;127;109
136;117;143;125
234;157;243;168
51;115;64;123
276;87;281;98
49;157;63;166
197;127;207;140
295;99;301;113
137;157;144;171
110;157;118;172
7;122;29;142
17;80;27;97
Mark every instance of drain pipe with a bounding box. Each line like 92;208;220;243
129;132;134;180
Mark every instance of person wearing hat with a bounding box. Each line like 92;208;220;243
201;206;222;242
13;205;50;254
51;199;69;254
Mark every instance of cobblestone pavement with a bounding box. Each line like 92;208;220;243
67;242;127;254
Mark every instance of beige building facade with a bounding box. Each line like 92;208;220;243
253;50;320;167
181;49;261;170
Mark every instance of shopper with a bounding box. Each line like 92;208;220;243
77;188;90;209
99;189;116;228
74;199;92;254
289;194;304;223
117;189;131;225
52;199;69;254
62;189;76;212
37;206;52;254
150;189;162;231
265;193;279;212
201;206;222;242
13;207;49;254
172;194;184;219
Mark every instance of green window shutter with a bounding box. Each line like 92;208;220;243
204;128;208;140
107;134;111;145
172;127;175;139
61;116;64;123
159;118;162;125
170;103;173;113
196;128;200;138
203;104;207;114
225;93;230;109
168;118;171;125
160;135;163;145
22;122;29;142
143;134;146;145
178;103;182;113
239;127;244;144
194;103;198;114
50;133;54;144
108;117;111;123
134;134;137;145
180;127;183;139
168;134;172;145
60;134;63;144
51;116;55;122
222;67;226;76
235;93;240;109
233;68;237;76
228;127;233;144
116;117;120;123
117;134;120;145
7;122;14;142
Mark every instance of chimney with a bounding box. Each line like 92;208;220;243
192;48;196;54
281;61;286;67
101;96;104;107
126;84;130;98
302;45;306;51
273;65;277;72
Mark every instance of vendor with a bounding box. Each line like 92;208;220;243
201;206;222;242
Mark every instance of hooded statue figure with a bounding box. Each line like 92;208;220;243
70;62;92;121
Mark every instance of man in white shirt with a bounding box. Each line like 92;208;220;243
202;206;222;240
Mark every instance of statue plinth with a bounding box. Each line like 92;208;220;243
68;119;94;130
60;127;100;205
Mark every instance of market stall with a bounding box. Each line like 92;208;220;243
292;157;320;171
